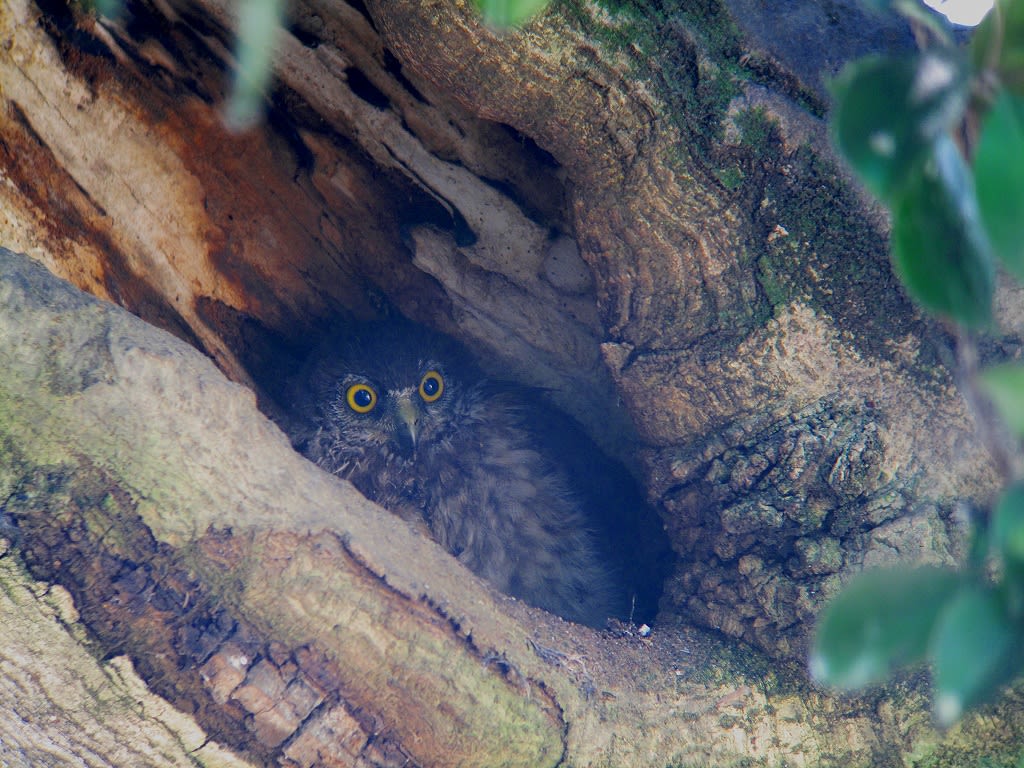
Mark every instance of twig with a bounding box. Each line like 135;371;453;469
955;330;1018;486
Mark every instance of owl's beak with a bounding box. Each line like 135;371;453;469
395;393;420;453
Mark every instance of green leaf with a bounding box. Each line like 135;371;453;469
225;0;287;129
890;134;994;328
92;0;123;18
980;363;1024;437
931;584;1018;726
993;483;1024;564
963;505;992;573
473;0;549;27
973;1;1024;94
992;482;1024;618
975;91;1024;280
831;52;968;201
810;566;960;689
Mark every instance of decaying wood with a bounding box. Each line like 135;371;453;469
6;244;1022;768
0;548;254;767
0;248;567;766
363;0;1001;661
0;0;1021;764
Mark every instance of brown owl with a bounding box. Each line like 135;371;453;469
288;319;622;626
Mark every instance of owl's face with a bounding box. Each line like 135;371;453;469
313;324;479;463
330;361;456;457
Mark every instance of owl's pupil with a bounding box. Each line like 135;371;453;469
422;378;439;396
354;388;373;407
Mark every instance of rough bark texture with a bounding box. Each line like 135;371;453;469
5;244;1024;768
0;546;254;768
0;0;1021;764
0;248;568;767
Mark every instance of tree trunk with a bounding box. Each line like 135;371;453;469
0;0;1019;765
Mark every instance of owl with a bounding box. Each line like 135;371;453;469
288;319;622;627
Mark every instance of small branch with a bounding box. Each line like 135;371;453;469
955;330;1019;487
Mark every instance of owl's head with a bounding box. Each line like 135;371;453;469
307;321;481;459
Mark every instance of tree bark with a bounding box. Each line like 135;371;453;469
0;0;1020;765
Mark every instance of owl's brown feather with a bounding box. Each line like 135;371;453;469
289;320;621;626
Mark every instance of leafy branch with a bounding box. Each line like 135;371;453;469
811;0;1024;730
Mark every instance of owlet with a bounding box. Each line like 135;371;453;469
289;320;621;626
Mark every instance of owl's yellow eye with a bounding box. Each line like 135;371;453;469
419;370;444;403
346;383;377;413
